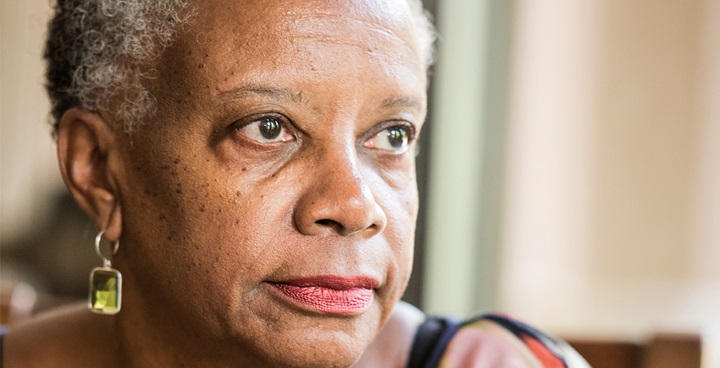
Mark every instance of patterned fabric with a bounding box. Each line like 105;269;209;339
408;314;589;368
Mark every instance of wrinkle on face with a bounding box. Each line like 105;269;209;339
284;15;422;81
115;0;426;366
185;0;424;87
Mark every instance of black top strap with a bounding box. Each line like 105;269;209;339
0;332;4;368
406;317;460;368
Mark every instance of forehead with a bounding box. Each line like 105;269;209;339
165;0;425;84
142;0;428;131
193;0;418;44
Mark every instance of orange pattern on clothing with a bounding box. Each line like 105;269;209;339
524;336;565;368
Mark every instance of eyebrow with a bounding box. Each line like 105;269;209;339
379;96;425;112
218;85;307;105
219;84;423;113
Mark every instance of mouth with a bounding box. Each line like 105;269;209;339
266;275;379;316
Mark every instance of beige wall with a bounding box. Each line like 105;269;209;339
499;0;720;363
423;0;490;316
1;0;62;246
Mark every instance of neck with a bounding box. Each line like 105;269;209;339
353;301;425;368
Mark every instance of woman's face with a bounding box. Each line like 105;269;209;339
113;0;426;365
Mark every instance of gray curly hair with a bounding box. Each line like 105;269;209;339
45;0;436;134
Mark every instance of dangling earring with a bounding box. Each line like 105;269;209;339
88;231;122;315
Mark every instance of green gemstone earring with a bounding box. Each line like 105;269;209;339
89;231;122;315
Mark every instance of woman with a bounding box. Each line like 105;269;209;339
2;0;588;366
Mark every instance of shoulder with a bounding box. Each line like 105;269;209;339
436;314;589;368
3;303;112;368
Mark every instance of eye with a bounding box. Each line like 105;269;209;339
236;116;295;143
363;124;414;153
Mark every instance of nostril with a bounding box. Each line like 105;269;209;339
315;219;346;233
315;219;337;227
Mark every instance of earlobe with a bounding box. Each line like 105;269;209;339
56;108;123;240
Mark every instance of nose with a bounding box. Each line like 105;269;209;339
293;148;387;237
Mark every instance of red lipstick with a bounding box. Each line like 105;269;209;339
268;275;379;315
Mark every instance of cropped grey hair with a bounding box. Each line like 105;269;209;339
407;0;437;68
45;0;436;134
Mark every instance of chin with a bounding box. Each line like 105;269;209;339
252;331;369;368
267;353;360;368
223;308;381;368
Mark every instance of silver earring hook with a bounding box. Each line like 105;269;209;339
95;230;120;268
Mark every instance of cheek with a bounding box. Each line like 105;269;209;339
373;172;419;295
121;151;241;276
120;153;304;330
370;159;420;235
128;148;303;267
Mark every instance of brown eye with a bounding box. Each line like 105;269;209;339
237;117;295;143
258;118;282;139
386;126;408;148
363;125;413;153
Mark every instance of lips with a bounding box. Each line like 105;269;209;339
267;275;379;315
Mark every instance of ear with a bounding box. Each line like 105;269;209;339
56;108;123;241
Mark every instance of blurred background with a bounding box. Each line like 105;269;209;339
2;0;719;367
